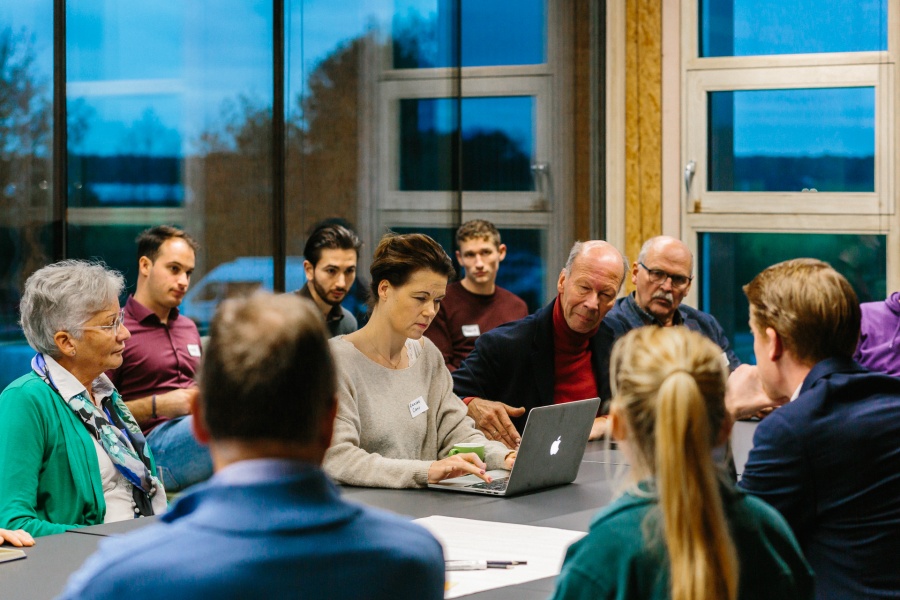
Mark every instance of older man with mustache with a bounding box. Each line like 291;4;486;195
604;236;740;371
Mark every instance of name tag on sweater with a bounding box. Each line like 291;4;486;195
409;396;428;418
188;344;202;357
461;324;481;337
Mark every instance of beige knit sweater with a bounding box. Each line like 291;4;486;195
323;335;509;488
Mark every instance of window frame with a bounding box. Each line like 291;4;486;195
678;0;900;307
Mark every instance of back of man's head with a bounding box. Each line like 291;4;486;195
200;292;336;445
743;258;861;365
303;223;362;267
136;224;199;263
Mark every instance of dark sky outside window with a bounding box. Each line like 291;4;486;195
399;97;534;191
700;233;885;364
701;0;887;57
392;0;544;68
708;87;875;192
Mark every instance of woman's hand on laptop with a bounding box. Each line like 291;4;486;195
467;398;524;449
428;454;492;484
503;451;517;470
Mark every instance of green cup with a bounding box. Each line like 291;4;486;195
448;442;485;461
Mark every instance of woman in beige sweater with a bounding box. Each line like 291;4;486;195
323;233;516;488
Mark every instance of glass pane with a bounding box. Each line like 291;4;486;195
393;226;545;313
0;3;55;390
399;98;456;191
65;1;275;334
700;0;887;57
708;88;875;192
700;232;886;365
400;97;535;191
393;0;545;68
284;1;383;327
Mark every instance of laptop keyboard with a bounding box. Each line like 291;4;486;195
468;477;509;492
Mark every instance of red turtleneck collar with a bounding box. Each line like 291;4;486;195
551;295;599;404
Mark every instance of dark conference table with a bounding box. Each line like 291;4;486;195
0;442;627;599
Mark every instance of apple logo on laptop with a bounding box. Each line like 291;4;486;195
550;436;561;455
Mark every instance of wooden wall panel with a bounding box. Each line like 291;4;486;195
623;0;662;283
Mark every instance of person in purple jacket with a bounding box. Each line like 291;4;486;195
854;291;900;376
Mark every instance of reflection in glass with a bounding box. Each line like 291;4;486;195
0;5;55;390
393;226;545;312
65;1;276;336
284;2;381;266
400;97;534;191
700;232;885;364
708;88;875;192
700;0;887;57
393;0;545;68
66;225;152;292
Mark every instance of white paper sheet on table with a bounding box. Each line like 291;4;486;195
413;515;586;599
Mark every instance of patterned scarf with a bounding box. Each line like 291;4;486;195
32;354;158;516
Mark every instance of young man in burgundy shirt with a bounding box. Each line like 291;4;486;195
425;220;528;371
107;225;212;492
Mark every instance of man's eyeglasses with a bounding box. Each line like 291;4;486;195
82;308;126;334
639;262;693;289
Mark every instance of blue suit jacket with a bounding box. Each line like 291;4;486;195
739;357;900;599
604;293;741;371
452;299;614;431
58;463;445;600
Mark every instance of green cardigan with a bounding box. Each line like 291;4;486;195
551;482;815;600
0;371;156;537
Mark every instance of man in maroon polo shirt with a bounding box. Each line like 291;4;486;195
107;225;213;492
425;219;529;371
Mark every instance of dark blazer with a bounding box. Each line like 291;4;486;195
452;299;615;432
58;464;445;600
739;357;900;599
604;293;741;371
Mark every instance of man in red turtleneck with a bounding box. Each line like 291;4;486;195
452;241;627;448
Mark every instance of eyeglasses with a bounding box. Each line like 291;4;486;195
639;262;693;290
82;308;126;334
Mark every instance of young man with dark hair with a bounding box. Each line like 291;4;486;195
107;225;212;492
297;223;362;337
62;293;445;600
737;258;900;599
425;219;528;371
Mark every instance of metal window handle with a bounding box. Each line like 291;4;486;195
531;163;550;209
684;160;696;196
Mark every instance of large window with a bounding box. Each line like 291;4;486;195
0;1;587;388
0;3;54;387
700;232;886;363
377;0;566;310
681;0;896;362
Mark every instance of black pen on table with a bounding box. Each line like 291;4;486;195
445;560;528;571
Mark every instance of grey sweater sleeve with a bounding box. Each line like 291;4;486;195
323;361;433;489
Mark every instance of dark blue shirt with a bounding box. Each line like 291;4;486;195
740;357;900;599
604;293;740;371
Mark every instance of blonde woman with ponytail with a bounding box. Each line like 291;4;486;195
551;327;813;600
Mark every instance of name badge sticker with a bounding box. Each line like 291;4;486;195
187;344;202;357
408;396;428;418
461;324;481;337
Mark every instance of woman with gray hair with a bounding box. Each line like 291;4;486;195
0;260;167;537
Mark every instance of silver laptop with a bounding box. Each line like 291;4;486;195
428;397;601;497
